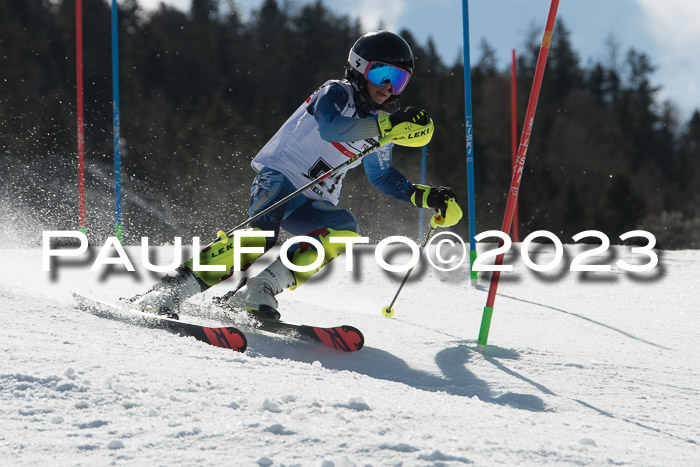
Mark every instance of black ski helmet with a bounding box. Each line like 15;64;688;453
345;31;414;108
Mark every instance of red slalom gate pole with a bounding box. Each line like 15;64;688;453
477;0;559;347
75;0;86;234
511;48;519;243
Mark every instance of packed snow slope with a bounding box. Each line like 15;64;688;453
1;241;699;466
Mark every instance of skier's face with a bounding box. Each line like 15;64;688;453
367;81;394;105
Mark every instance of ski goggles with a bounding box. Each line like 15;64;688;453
363;61;411;95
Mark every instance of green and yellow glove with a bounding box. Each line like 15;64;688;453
377;106;434;147
411;184;463;228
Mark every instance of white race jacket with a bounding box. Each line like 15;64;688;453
251;80;385;205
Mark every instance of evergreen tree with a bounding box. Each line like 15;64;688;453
1;0;699;246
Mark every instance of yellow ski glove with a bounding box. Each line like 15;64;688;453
377;106;434;147
410;185;463;228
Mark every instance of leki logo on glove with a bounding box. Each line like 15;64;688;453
43;229;658;275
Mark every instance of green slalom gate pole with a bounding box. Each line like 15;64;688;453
478;0;560;347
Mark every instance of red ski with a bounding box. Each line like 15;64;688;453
73;292;247;352
251;319;364;352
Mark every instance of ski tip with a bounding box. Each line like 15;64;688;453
311;325;364;352
71;291;100;309
202;326;248;352
343;325;365;351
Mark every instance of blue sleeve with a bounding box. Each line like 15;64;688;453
311;84;381;142
363;145;415;203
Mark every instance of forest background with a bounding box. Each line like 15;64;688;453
1;0;698;248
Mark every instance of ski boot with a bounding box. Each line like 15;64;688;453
221;228;361;320
220;257;297;321
130;228;269;318
129;266;206;319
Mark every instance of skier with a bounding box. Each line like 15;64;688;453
131;30;462;318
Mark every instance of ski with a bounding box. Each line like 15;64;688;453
250;319;364;352
72;292;247;352
209;303;365;352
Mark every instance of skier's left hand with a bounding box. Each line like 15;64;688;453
377;107;433;147
386;106;430;127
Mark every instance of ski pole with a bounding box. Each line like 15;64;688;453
221;136;392;241
382;222;439;318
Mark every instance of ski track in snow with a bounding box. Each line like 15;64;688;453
1;245;699;466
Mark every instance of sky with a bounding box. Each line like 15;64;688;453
137;0;700;121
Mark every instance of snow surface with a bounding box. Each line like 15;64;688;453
1;241;699;466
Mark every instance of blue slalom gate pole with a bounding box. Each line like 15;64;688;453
418;145;427;241
111;0;123;242
462;0;477;285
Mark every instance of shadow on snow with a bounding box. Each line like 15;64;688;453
244;331;547;413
